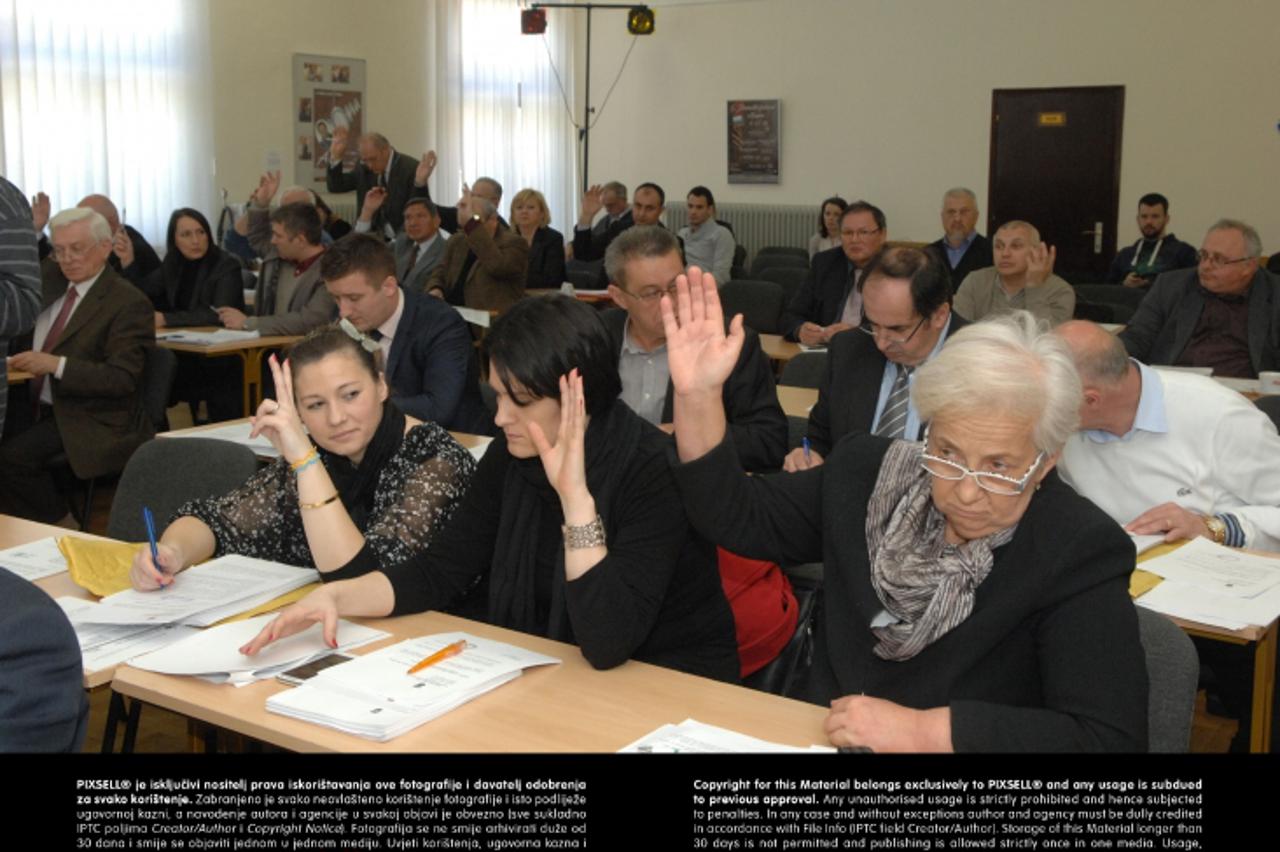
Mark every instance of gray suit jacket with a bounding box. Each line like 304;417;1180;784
394;232;448;293
1119;266;1280;375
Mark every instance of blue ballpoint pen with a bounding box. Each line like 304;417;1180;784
802;437;812;465
142;506;164;588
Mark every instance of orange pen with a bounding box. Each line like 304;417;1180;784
406;639;466;674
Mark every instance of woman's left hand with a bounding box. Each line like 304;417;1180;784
825;695;952;753
527;369;592;514
249;354;313;463
1124;502;1209;543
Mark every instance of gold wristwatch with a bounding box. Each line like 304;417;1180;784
1202;514;1227;545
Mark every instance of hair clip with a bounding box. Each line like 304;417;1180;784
339;317;380;353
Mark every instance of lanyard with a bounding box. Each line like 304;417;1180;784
1130;237;1164;269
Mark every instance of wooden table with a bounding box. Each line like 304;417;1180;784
157;328;301;416
776;385;818;419
759;333;802;365
111;610;829;753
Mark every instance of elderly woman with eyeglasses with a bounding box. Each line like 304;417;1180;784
664;269;1148;752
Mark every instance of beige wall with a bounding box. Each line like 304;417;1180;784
208;0;432;209
578;0;1280;249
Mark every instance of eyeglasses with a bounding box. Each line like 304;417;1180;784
51;242;101;261
857;316;926;347
619;282;679;303
1197;250;1255;269
841;227;881;240
918;428;1045;496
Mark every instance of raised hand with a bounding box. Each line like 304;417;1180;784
1027;243;1057;286
330;126;350;161
456;183;473;221
249;355;313;463
661;266;744;397
414;150;438;187
527;370;591;511
359;186;388;222
112;230;136;268
578;184;604;225
31;191;51;232
252;170;282;207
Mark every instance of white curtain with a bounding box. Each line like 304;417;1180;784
0;0;214;248
428;0;578;232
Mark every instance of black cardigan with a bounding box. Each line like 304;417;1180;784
368;422;739;682
523;226;567;289
141;251;244;327
672;433;1149;752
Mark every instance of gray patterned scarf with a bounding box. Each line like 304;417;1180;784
864;441;1017;661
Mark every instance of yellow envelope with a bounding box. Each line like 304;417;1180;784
59;537;140;596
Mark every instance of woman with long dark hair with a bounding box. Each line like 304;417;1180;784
143;207;244;328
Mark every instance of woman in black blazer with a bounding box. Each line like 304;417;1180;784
665;251;1150;753
143;207;244;328
510;188;566;289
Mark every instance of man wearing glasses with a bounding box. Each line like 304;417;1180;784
602;225;786;471
782;201;888;345
1;207;153;524
1120;219;1279;378
784;247;965;471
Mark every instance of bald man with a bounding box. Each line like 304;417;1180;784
32;192;160;286
326;131;420;238
1055;320;1280;551
953;220;1074;327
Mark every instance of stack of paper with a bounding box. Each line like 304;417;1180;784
68;555;318;627
619;719;834;753
267;632;560;741
129;613;388;686
0;537;68;581
1136;537;1280;630
58;598;202;670
158;329;261;345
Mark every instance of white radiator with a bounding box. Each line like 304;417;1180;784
664;202;815;263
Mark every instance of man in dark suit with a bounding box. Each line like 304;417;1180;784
0;569;88;752
783;247;966;471
392;198;447;293
407;152;504;235
781;201;887;343
925;188;992;293
601;225;786;471
566;181;634;286
1;208;154;523
1120;219;1280;378
326;131;419;239
322;234;488;433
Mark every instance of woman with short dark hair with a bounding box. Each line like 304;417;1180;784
243;295;739;681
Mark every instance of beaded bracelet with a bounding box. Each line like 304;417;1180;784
290;446;318;474
300;493;340;511
562;515;606;550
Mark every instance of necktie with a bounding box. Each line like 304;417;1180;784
406;243;419;274
31;285;80;412
840;266;864;326
874;364;914;439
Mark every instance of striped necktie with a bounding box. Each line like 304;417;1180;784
874;363;914;439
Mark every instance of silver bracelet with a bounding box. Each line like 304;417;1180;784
562;515;606;550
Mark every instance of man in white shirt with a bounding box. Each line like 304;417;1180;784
1055;320;1280;551
1;207;153;523
677;186;735;284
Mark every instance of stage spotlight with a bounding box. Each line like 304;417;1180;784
521;7;547;35
627;6;655;35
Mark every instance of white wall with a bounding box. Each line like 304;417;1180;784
578;0;1280;248
208;0;433;210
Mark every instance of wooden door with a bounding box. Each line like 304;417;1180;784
988;86;1125;283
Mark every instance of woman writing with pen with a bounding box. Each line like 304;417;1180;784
242;295;739;681
129;321;476;588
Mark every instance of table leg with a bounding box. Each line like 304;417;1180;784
101;690;124;754
1250;620;1277;752
238;350;257;416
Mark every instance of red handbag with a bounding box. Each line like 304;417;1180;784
716;548;799;678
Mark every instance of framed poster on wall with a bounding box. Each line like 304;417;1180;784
292;54;366;190
728;99;779;184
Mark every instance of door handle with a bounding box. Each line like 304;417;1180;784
1079;222;1104;254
